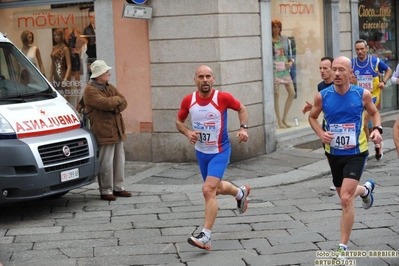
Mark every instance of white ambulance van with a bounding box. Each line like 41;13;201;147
0;32;99;203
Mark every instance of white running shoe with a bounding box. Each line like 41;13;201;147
187;232;211;250
334;244;348;260
361;179;375;210
236;185;250;214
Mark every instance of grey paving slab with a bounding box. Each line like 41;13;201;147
54;216;112;226
6;226;62;236
267;231;326;246
0;243;33;255
153;168;199;179
251;220;306;231
33;239;117;250
253;251;318;265
392;225;399;234
230;159;295;176
271;196;325;206
112;205;172;216
78;254;182;266
214;229;290;241
181;250;258;266
59;247;93;258
256;242;319;255
14;231;113;243
6;258;78;266
94;243;177;256
62;222;133;233
241;238;272;249
135;199;196;209
0;219;56;229
0;236;13;244
11;249;71;261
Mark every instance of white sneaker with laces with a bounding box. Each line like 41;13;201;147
236;185;250;214
187;232;211;250
334;244;348;260
361;179;375;210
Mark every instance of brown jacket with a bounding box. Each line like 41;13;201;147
83;81;127;145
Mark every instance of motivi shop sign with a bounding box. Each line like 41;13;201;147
13;8;81;30
275;0;316;16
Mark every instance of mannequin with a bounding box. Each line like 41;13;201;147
20;30;46;76
49;28;72;103
272;20;296;128
64;27;88;106
76;6;96;112
83;7;96;67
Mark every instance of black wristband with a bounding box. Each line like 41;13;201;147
372;126;383;134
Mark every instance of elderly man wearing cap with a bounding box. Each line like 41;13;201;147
83;60;132;201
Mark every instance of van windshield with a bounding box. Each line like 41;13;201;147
0;42;54;103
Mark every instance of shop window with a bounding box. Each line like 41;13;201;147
271;0;325;134
358;0;397;110
0;2;95;109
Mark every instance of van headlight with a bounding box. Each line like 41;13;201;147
0;114;16;139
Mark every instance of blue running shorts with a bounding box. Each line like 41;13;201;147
196;147;231;181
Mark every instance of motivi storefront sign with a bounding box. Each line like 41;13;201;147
13;8;81;30
276;0;316;16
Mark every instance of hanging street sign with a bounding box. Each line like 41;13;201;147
122;3;153;20
132;0;147;4
126;0;148;4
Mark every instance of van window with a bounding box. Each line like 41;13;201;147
0;42;53;103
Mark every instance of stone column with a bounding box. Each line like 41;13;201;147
325;0;341;58
350;0;360;57
94;0;117;85
259;0;276;153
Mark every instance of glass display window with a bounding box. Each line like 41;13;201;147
358;0;397;110
270;0;325;134
0;2;95;109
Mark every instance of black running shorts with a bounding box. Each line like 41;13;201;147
325;151;368;188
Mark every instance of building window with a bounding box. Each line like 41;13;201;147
0;2;95;109
358;0;397;110
271;0;325;133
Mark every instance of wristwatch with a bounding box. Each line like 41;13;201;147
372;126;383;134
240;124;249;130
